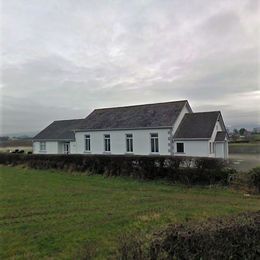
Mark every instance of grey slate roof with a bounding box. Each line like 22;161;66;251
173;111;221;139
33;119;84;140
76;100;188;130
215;131;227;141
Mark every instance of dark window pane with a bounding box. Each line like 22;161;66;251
177;143;184;153
155;138;159;152
151;139;154;152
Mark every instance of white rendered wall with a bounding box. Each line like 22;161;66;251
215;142;224;158
33;141;59;154
215;141;228;159
169;103;191;155
173;140;209;157
74;129;171;155
210;119;228;159
56;141;76;154
57;142;63;154
210;120;223;143
70;141;77;154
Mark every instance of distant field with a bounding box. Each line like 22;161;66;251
0;146;32;153
251;134;260;141
0;139;32;153
1;166;259;259
227;143;259;171
229;142;260;154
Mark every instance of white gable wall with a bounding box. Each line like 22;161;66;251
209;118;228;159
168;103;191;155
75;128;171;155
33;141;59;154
216;142;224;158
210;120;224;143
172;103;191;135
173;140;209;157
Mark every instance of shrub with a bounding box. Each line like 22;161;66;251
230;167;260;194
116;233;145;260
116;211;260;260
248;167;260;193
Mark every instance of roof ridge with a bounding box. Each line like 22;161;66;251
93;100;188;111
189;111;220;114
53;118;84;123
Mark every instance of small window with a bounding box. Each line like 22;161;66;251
126;134;133;152
150;133;159;153
40;142;46;151
85;135;91;151
104;134;111;152
176;142;184;153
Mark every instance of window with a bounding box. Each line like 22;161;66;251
85;135;91;151
176;142;184;153
40;142;46;151
150;133;159;153
126;134;133;152
104;134;111;152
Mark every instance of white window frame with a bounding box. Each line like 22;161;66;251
85;135;91;152
126;134;133;153
176;142;184;153
150;133;159;153
40;141;46;151
104;134;111;152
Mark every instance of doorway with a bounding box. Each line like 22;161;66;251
64;142;70;154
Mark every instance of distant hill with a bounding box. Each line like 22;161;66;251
3;131;38;138
0;139;32;148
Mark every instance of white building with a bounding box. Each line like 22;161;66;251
33;100;228;159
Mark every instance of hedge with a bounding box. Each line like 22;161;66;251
0;153;231;185
230;167;260;194
116;211;260;259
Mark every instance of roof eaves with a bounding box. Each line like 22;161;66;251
74;126;173;132
32;138;75;141
173;137;211;140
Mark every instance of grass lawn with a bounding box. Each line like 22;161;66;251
1;166;259;259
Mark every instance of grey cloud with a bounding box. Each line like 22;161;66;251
1;0;259;135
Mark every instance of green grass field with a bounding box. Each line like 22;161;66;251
1;166;259;259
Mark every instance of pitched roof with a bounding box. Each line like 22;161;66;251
76;100;188;130
173;111;221;139
215;131;227;141
33;119;84;140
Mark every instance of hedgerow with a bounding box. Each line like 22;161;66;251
0;153;232;185
116;211;260;260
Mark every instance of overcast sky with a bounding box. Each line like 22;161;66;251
1;0;259;135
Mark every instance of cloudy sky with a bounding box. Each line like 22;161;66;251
1;0;259;135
